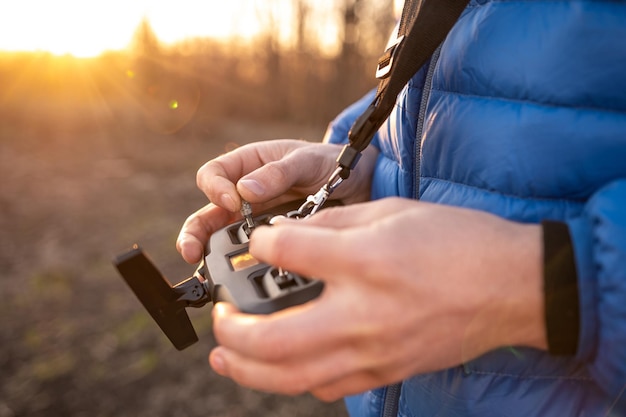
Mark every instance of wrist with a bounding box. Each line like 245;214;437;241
500;222;548;350
463;221;547;360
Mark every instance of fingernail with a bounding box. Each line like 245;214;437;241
211;352;226;375
239;179;265;196
182;241;202;263
220;193;237;212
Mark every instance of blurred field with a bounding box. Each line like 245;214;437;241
0;54;354;417
0;3;399;413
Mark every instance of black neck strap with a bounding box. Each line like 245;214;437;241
335;0;470;179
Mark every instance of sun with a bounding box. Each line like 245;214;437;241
0;1;144;57
0;1;263;58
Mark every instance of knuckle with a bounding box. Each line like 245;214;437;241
284;369;319;396
196;159;227;194
195;161;212;188
309;206;336;222
269;232;291;267
253;227;292;269
312;387;342;402
286;384;309;397
223;361;249;386
211;315;229;346
253;326;293;362
263;161;290;185
196;157;247;210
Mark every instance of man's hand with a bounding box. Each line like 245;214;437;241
176;140;378;263
208;198;547;401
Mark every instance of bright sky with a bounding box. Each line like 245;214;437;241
0;0;270;57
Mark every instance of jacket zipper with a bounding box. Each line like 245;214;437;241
379;44;444;417
414;44;443;200
382;383;402;417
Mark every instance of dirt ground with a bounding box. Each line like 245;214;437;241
0;111;349;417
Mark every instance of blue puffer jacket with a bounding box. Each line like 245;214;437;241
324;1;626;416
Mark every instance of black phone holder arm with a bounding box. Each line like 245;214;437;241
114;245;213;351
172;274;211;308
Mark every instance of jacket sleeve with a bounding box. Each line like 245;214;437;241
567;179;626;407
323;88;378;145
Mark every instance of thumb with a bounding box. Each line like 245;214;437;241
236;160;302;202
237;151;333;203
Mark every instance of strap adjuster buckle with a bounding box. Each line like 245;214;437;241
375;35;404;79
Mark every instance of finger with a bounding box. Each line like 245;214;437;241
236;145;337;203
176;204;238;263
196;159;242;212
210;337;401;402
195;143;266;211
196;140;308;209
249;222;369;281
310;371;396;403
208;343;359;397
211;293;351;362
298;198;417;229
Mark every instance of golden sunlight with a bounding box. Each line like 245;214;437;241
0;0;263;58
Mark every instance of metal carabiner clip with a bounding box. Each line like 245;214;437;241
295;166;346;218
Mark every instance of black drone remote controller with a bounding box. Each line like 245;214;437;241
113;202;327;350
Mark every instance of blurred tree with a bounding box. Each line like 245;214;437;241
254;0;287;118
130;17;161;59
128;18;163;92
244;0;395;122
331;0;394;105
295;0;312;53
